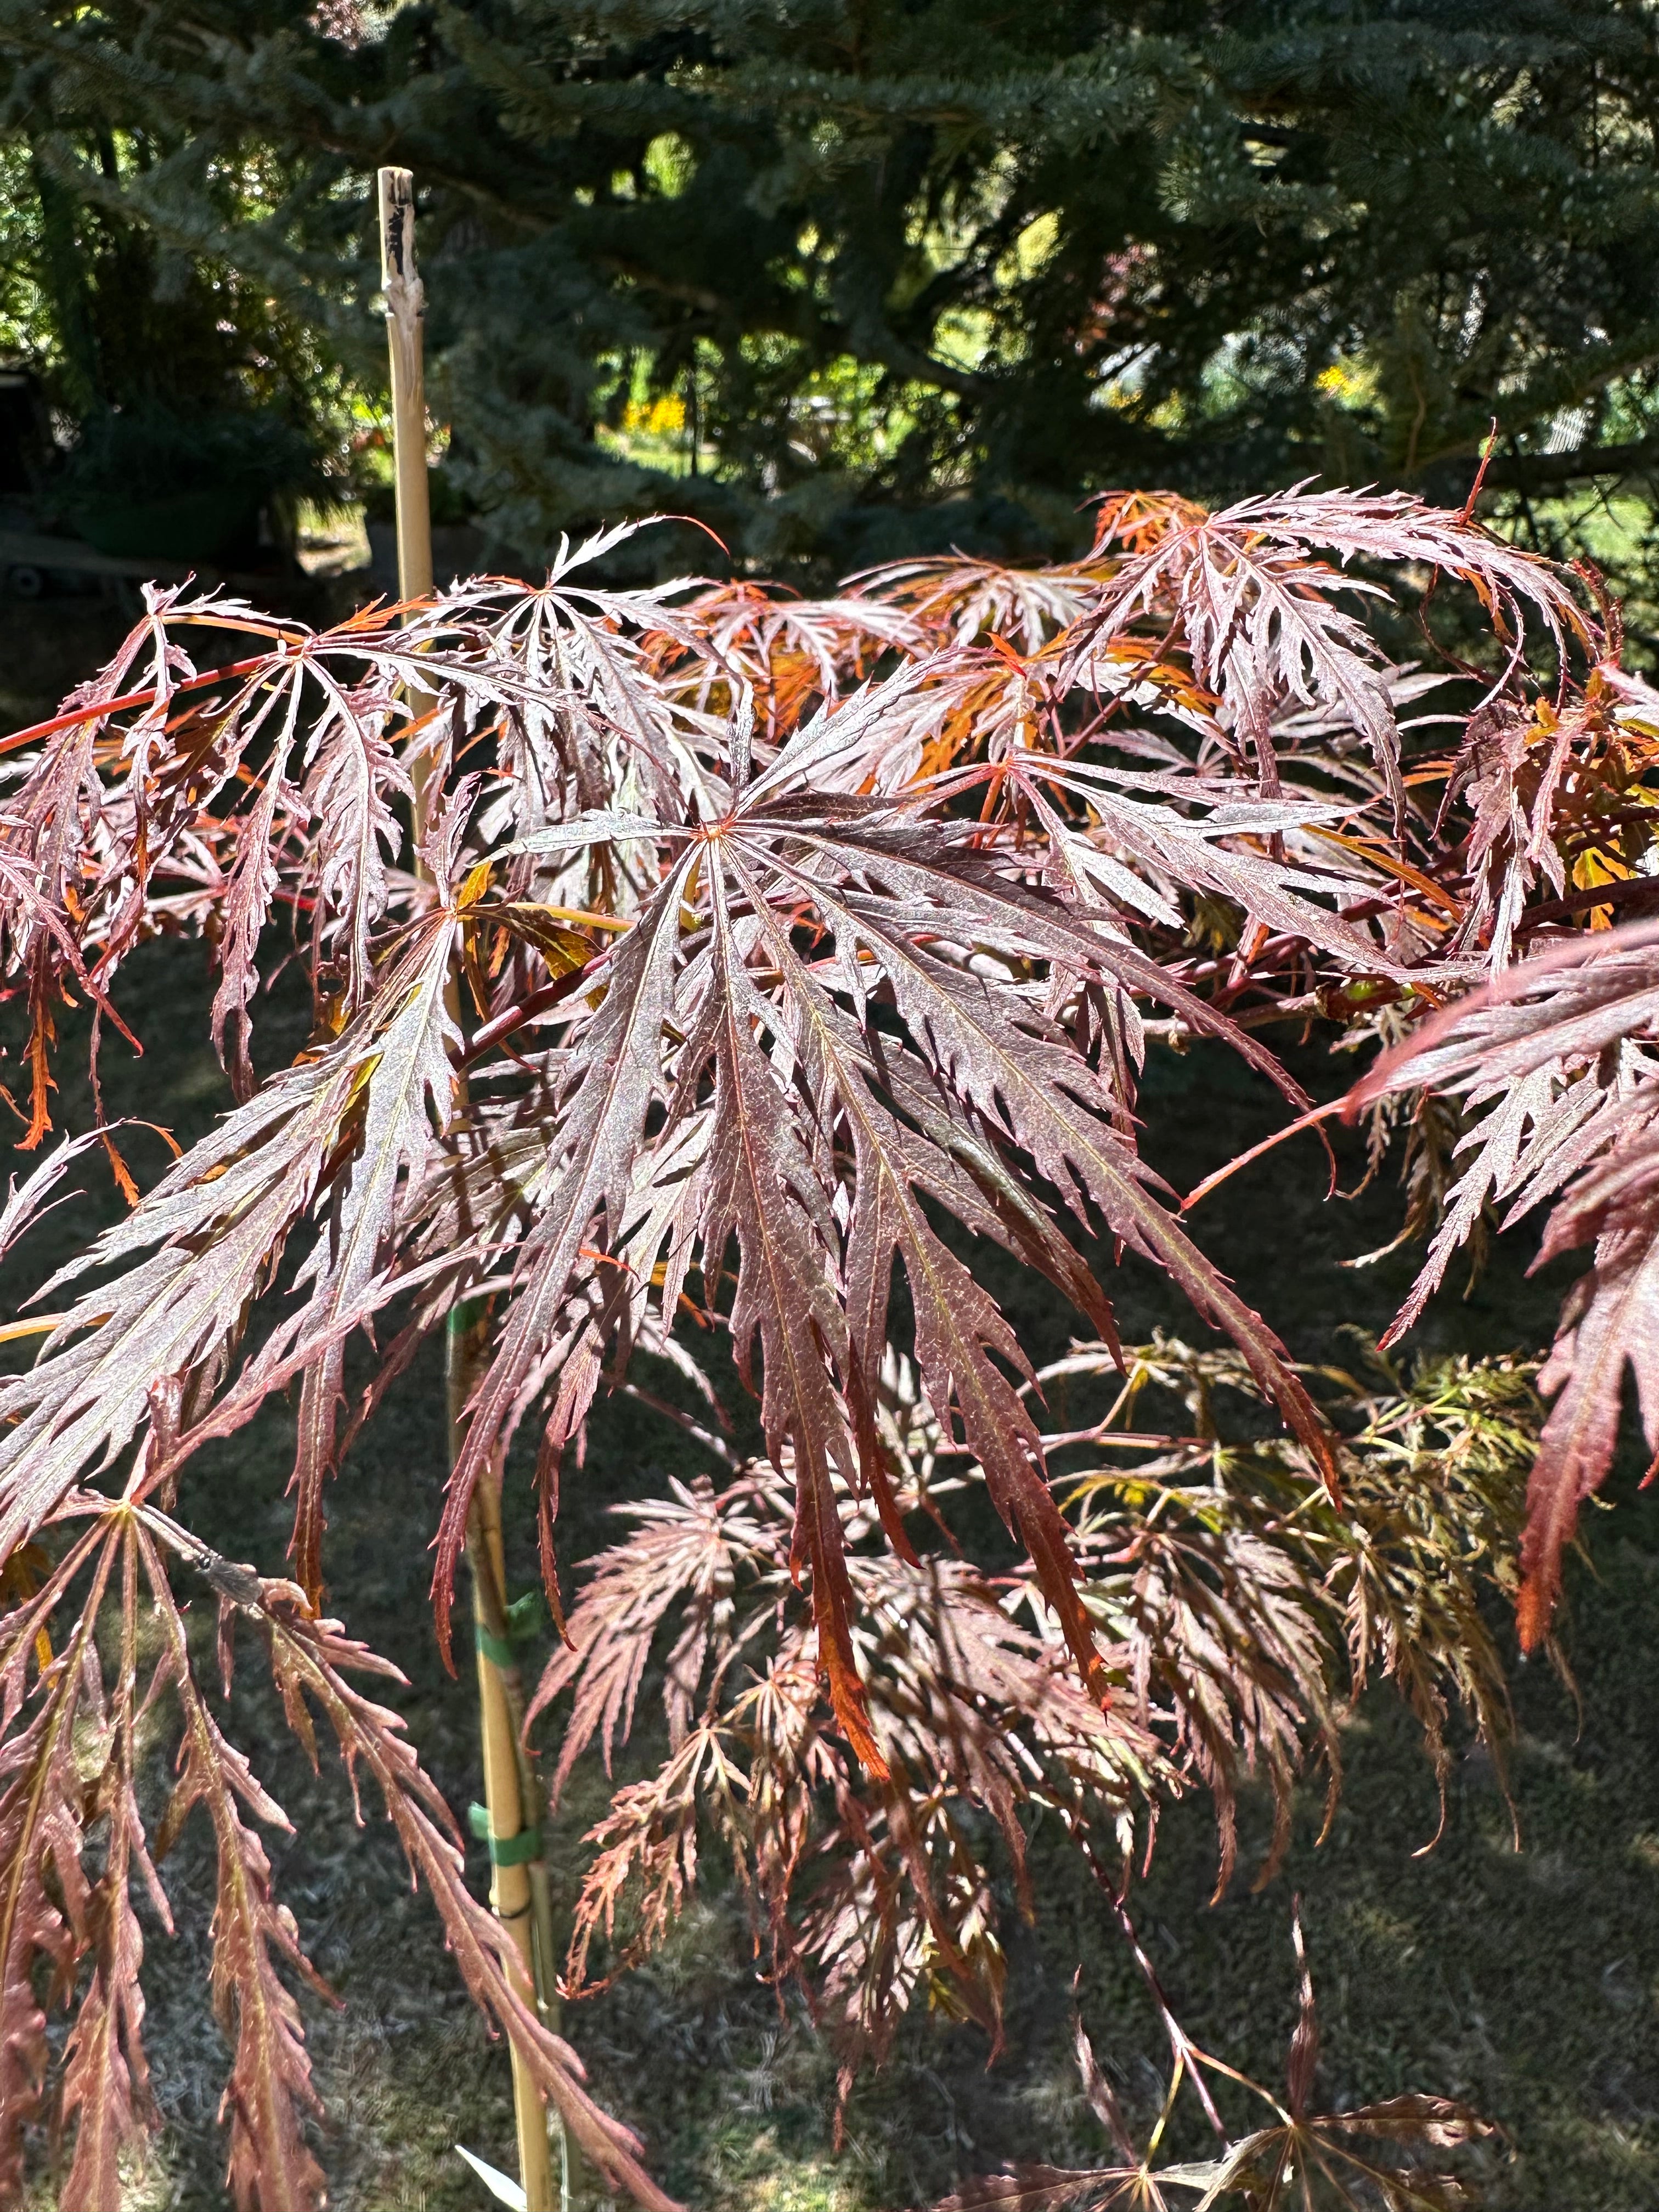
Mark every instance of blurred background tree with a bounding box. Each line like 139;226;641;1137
0;119;346;560
3;0;1658;595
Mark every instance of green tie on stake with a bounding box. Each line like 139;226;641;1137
376;165;567;2212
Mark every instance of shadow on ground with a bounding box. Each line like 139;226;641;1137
5;924;1655;2212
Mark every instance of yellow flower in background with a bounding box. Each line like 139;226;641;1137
623;392;687;435
1317;359;1373;401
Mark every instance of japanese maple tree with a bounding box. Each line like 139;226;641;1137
1;485;1647;2207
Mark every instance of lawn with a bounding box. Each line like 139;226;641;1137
3;909;1652;2212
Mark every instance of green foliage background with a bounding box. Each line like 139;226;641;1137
5;0;1659;600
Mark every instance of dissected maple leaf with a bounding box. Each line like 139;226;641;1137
528;1344;1531;2083
0;1531;116;2196
0;492;1612;2207
1064;486;1584;819
929;1906;1492;2212
0;1493;684;2211
1350;919;1659;1644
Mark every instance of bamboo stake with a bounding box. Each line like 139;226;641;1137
376;168;432;608
377;166;562;2212
450;1313;562;2212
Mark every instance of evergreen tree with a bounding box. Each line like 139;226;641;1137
0;115;346;534
4;1;1659;594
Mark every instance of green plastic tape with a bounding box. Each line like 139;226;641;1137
467;1802;543;1865
504;1589;544;1641
485;1826;543;1867
473;1622;518;1669
473;1590;545;1671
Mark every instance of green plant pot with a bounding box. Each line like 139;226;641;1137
75;487;261;564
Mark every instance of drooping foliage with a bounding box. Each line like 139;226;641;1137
0;484;1654;2202
1353;912;1659;1648
5;1;1659;584
534;1337;1538;2094
928;1904;1496;2211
